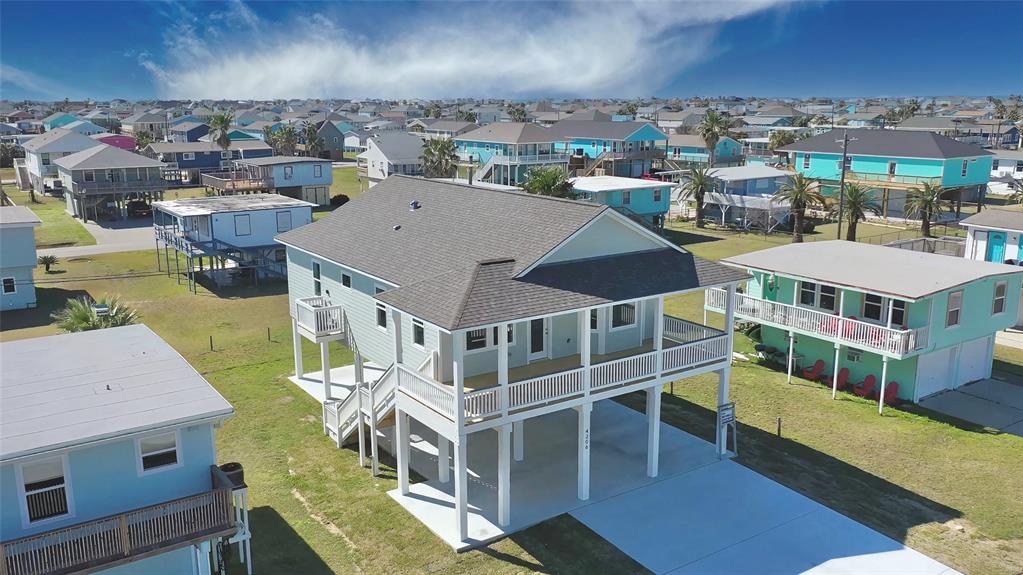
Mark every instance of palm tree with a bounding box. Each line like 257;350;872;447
508;105;528;123
773;173;824;243
52;295;138;333
1009;178;1023;205
905;182;947;237
276;126;299;156
303;123;324;158
768;130;797;152
696;110;730;167
830;183;881;241
209;112;235;182
261;125;278;153
428;103;443;119
38;254;58;272
420;137;459;178
677;167;716;228
901;99;921;120
134;130;155;152
456;109;478;123
521;165;575;199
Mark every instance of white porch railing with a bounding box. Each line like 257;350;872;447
509;367;586;410
464;387;502;418
663;335;730;371
296;296;344;337
706;289;928;357
591;352;657;389
663;315;721;342
397;365;454;418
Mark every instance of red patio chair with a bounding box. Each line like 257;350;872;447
853;374;876;398
802;359;826;381
822;367;850;391
882;382;900;405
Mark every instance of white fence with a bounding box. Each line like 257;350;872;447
295;297;344;336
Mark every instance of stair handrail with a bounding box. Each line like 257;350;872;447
580;151;611;177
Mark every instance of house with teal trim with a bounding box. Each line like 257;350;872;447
697;165;793;231
41;112;79;132
779;129;994;219
0;207;42;311
0;324;252;575
665;134;743;169
570;175;673;229
275;175;746;549
960;209;1023;327
706;241;1023;407
454;123;568;186
546;120;668;178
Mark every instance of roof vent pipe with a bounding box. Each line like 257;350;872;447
409;200;421;211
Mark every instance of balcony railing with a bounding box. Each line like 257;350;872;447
295;296;344;337
69;179;169;194
845;171;942;188
458;153;570;165
399;316;729;424
1;488;235;575
705;289;928;357
200;172;274;192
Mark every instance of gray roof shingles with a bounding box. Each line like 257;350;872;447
778;128;992;159
960;209;1023;233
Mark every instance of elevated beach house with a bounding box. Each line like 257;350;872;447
570;175;673;230
54;144;169;221
778;129;993;219
0;325;252;575
0;207;42;311
201;157;333;206
453;123;568;186
705;241;1023;407
547;119;668;178
960;209;1023;327
276;175;746;548
18;128;102;195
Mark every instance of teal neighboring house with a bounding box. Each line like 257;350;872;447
779;129;994;219
706;241;1023;406
41;112;79;132
454;122;568;186
0;325;253;575
0;206;42;311
571;175;673;229
548;120;669;178
665;134;743;168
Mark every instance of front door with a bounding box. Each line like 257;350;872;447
987;231;1007;262
528;318;548;362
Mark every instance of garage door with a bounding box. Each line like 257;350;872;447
958;336;992;386
916;347;954;400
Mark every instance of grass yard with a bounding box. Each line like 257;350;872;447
2;183;96;248
2;229;1021;574
0;167;15;181
331;166;363;201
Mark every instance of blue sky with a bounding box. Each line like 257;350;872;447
1;1;1019;101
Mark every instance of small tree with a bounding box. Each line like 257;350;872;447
521;165;575;199
830;183;881;241
696;110;730;167
508;105;528;123
38;254;58;272
420;138;459;179
303;123;324;158
134;130;155;152
678;167;716;228
773;173;824;243
906;182;947;237
52;295;139;333
276;126;299;156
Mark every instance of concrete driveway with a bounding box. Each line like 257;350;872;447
39;218;156;258
919;377;1023;436
572;461;959;575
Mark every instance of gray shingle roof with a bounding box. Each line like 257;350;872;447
456;122;557;144
21;128;102;153
960;209;1023;233
0;325;234;461
236;156;328;166
778;129;993;159
54;144;165;170
725;240;1022;300
146;140;271;153
546;120;666;141
0;206;42;226
367;132;425;161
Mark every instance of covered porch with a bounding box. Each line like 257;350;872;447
383;398;726;550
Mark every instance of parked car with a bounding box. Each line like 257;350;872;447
127;200;153;218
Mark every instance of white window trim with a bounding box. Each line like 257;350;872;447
798;282;837;313
411;318;426;349
375;297;388;332
135;430;183;477
2;276;16;294
314;164;323;178
463;324;516;354
15;453;75;529
182;152;195;160
608;302;638;332
946;290;963;328
993;281;1008;316
341;272;352;289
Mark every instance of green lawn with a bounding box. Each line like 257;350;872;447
331;166;363;201
2;231;1021;574
2;183;96;248
0;167;15;181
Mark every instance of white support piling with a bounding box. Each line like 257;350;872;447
577;404;591;500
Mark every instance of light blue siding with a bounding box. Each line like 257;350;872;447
268;160;332;188
1;225;39;311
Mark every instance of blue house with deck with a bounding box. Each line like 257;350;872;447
454;123;568;186
571;175;673;229
143;141;272;184
779;129;994;219
547;120;668;178
0;325;252;575
0;207;42;311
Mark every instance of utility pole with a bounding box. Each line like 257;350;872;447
835;129;857;240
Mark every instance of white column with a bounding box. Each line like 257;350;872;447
292;317;304;379
786;331;795;383
454;433;469;542
577;404;591;501
831;344;842;399
390;308;404;365
513;420;524;462
498;322;509;416
369;380;379;476
396;409;410;495
886;298;895;329
453;331;465;432
646;387;661;477
437;434;450;483
654;297;664;375
356;388;366;467
725;284;736;360
879;357;890;415
579;309;591;396
597;307;607;355
497;424;511;526
320;342;331;400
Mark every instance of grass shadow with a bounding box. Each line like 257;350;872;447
615;390;962;546
0;287;89;330
661;227;724;247
232;506;333;574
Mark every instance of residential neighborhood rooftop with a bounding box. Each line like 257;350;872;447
154;193;314;217
0;324;234;461
778;128;993;159
707;165;792;182
20;127;102;152
0;205;43;226
54;143;166;170
236;155;330;166
570;175;670;191
725;240;1023;300
960;209;1023;233
457;122;557;144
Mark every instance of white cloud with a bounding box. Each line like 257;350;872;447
143;1;786;99
0;64;72;99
